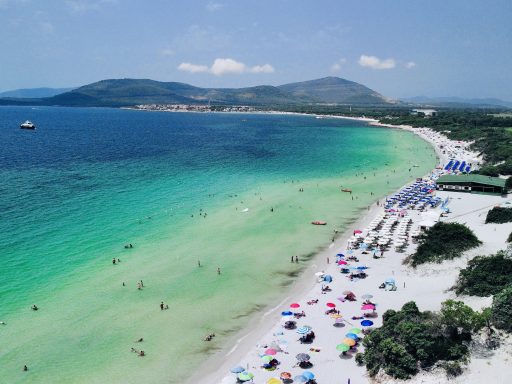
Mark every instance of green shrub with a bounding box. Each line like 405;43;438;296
359;301;478;380
454;251;512;296
443;361;463;377
486;207;512;224
410;222;481;266
491;285;512;332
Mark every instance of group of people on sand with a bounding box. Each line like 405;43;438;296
290;255;299;263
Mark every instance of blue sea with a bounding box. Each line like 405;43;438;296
0;107;436;383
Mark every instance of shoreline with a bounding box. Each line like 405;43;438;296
186;117;444;384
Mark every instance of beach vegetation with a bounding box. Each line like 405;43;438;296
485;206;512;224
408;222;481;267
491;285;512;332
359;301;484;380
454;251;512;296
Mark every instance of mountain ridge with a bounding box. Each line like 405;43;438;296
0;77;391;107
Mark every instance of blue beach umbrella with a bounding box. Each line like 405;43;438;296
302;371;315;380
296;326;312;334
357;266;368;270
345;332;358;340
361;320;374;327
336;253;345;257
230;366;245;373
359;243;369;250
323;274;332;282
293;375;308;383
347;249;354;255
281;311;293;316
385;278;396;284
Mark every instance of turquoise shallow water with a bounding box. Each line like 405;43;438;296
0;107;436;383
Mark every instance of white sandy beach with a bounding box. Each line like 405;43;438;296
187;122;512;384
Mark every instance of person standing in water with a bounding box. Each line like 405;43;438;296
295;256;298;263
217;267;221;275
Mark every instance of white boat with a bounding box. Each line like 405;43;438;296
20;120;36;129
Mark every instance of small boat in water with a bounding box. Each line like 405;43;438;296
20;120;35;129
341;188;352;193
311;221;327;225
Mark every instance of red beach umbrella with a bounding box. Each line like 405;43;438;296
337;260;348;265
361;304;375;310
290;303;300;309
354;230;363;234
265;348;277;355
326;303;336;308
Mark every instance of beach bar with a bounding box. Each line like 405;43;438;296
436;174;507;195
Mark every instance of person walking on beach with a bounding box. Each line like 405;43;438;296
217;267;221;275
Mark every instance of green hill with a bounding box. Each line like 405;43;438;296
2;77;392;107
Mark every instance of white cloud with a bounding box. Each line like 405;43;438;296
160;48;175;57
210;58;246;75
178;62;209;73
330;58;347;73
358;55;396;70
249;64;275;73
405;61;416;69
206;2;223;11
178;58;274;76
65;0;117;13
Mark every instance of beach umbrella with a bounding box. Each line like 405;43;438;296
342;290;354;296
280;372;292;380
314;272;325;277
357;266;368;270
362;294;373;299
265;348;277;355
385;278;396;284
330;313;342;319
267;379;281;384
361;304;376;310
296;353;311;362
337;260;348;265
281;311;293;316
361;320;374;327
293;376;308;383
350;328;362;334
336;343;350;352
345;333;358;340
347;249;354;254
343;338;356;346
323;274;333;282
290;303;300;308
230;366;245;374
302;371;315;380
326;302;336;308
261;355;273;363
237;371;254;381
359;243;369;250
336;253;345;257
296;326;312;334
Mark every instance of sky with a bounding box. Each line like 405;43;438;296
0;0;511;100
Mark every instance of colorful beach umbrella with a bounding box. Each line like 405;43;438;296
237;371;254;381
326;302;336;308
267;379;281;384
345;333;358;340
350;328;362;334
337;260;348;265
281;311;293;316
293;376;308;383
354;230;362;234
361;304;376;310
343;338;356;346
361;320;374;327
336;343;350;352
290;303;300;308
230;366;245;373
330;313;342;319
264;348;277;356
336;253;345;257
280;372;292;379
261;355;273;363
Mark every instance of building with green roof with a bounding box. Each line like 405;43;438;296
436;174;507;195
